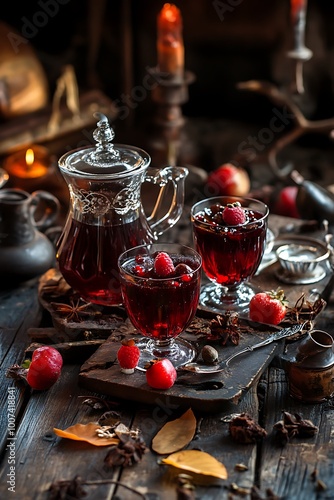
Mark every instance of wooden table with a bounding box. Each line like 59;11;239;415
1;213;334;500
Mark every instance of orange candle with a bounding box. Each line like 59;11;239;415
290;0;306;23
157;3;184;77
4;146;50;179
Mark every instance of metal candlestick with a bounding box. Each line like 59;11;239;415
287;0;313;94
147;67;195;167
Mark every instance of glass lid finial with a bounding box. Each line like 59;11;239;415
83;112;120;166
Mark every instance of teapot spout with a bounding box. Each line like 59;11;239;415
296;329;334;366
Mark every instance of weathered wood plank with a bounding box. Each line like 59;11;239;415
0;365;127;500
259;366;334;500
115;383;261;499
0;279;43;455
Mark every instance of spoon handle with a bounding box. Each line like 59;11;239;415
182;322;305;374
224;322;305;367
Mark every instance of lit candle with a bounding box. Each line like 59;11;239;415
4;146;51;179
157;3;184;77
290;0;306;24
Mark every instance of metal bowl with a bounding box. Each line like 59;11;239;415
276;241;330;276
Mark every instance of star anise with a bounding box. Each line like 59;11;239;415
49;475;87;500
273;411;318;445
229;413;267;444
285;294;326;332
104;427;147;469
209;312;241;345
51;299;98;322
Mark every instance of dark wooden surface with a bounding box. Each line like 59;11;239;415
1;214;334;500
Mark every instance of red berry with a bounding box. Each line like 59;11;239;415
206;163;250;197
145;358;177;389
154;252;175;277
117;339;141;373
222;202;246;226
174;263;193;282
26;346;63;390
249;289;288;325
134;265;146;276
273;186;300;219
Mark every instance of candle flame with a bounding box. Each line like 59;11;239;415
25;148;34;166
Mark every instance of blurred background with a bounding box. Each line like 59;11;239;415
1;0;334;202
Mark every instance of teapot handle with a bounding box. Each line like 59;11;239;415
145;166;188;238
29;190;60;232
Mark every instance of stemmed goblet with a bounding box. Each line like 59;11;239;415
191;196;269;314
118;243;202;369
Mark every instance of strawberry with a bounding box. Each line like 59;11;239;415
222;202;246;226
154;252;175;277
145;358;177;390
26;346;63;390
117;339;141;373
249;289;288;325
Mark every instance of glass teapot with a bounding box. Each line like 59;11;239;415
56;113;188;306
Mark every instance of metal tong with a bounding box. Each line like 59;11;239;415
181;323;305;374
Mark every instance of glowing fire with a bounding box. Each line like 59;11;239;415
25;148;35;167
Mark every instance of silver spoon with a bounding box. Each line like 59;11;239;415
181;323;305;374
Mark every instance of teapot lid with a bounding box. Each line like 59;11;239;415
58;113;150;176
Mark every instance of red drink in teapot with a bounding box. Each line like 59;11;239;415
58;218;153;306
56;113;188;306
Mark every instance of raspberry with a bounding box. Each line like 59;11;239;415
154;252;175;277
26;346;63;390
134;265;146;276
145;358;177;389
117;339;140;373
222;202;246;226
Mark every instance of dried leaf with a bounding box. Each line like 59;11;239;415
162;450;228;480
152;408;197;455
53;423;119;447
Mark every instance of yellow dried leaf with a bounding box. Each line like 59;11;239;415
162;450;228;480
53;423;119;447
152;408;197;454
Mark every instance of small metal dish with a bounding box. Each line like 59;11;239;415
276;241;330;277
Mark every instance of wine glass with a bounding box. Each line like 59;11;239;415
191;196;269;314
118;243;202;369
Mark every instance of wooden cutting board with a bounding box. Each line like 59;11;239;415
78;317;283;413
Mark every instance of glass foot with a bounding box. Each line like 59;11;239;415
135;336;197;371
198;282;259;315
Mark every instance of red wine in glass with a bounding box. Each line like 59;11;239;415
191;196;269;314
118;244;202;368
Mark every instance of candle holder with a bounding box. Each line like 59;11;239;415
3;145;57;192
146;66;195;167
286;0;312;94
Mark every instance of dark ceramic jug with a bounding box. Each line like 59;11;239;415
0;188;60;283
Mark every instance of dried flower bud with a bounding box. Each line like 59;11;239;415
229;413;267;444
